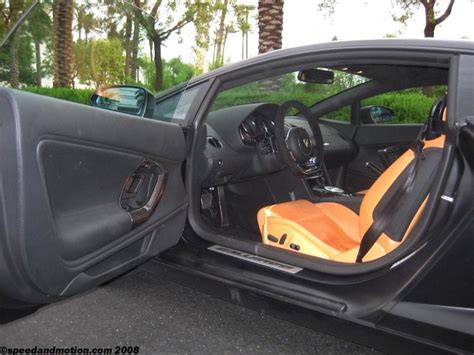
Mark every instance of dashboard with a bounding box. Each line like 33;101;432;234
199;103;356;187
239;111;276;146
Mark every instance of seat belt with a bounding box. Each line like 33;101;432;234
356;126;427;263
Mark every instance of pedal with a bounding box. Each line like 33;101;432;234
201;191;213;210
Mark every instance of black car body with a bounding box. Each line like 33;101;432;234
0;40;473;353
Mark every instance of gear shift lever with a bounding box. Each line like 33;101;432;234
324;186;344;194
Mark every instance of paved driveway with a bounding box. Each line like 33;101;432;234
0;266;381;354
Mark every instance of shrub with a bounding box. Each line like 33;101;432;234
213;86;437;124
362;92;435;124
20;86;438;125
21;87;94;105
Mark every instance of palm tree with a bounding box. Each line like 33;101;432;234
193;0;213;74
1;0;27;88
27;2;52;87
214;0;229;68
82;12;100;41
234;4;255;60
75;4;86;40
258;0;284;90
53;0;73;88
9;35;19;88
258;0;284;55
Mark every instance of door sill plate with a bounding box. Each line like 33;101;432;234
208;245;303;274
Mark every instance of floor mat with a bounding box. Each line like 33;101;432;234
0;265;380;354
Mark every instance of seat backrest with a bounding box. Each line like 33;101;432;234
358;97;447;253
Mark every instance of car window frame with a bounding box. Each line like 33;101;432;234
152;81;211;126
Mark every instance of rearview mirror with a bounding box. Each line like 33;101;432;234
297;68;334;84
90;85;154;117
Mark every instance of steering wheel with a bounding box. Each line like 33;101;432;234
274;100;325;177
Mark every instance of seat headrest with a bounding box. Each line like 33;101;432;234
425;94;447;140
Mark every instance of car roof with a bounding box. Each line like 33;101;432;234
189;39;474;85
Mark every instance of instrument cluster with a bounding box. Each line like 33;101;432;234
238;113;276;145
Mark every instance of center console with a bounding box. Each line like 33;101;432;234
304;167;363;213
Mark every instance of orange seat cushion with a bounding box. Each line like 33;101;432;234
258;135;445;263
258;200;386;262
258;200;359;251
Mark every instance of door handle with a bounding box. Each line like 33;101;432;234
120;160;167;226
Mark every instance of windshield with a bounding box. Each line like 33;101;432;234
211;70;370;111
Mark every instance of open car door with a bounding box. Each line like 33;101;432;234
0;89;188;307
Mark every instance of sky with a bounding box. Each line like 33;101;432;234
161;0;474;65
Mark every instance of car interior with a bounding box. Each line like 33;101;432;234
190;61;453;270
0;49;464;308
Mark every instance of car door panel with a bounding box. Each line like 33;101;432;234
346;124;422;192
0;89;188;305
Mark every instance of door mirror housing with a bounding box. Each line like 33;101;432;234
360;105;395;124
90;85;154;117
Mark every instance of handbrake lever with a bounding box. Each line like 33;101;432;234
365;161;384;177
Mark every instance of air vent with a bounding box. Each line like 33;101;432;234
207;136;222;149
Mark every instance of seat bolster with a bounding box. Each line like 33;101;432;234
359;135;445;237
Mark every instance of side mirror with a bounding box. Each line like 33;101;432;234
297;68;335;84
360;105;395;124
90;85;154;117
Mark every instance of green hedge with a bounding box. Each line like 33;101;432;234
20;86;436;124
22;87;94;105
213;85;324;112
362;92;435;124
215;88;436;124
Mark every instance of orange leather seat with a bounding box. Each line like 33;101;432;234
258;134;445;263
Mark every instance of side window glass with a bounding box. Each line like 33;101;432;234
323;105;351;122
360;86;447;125
153;85;201;122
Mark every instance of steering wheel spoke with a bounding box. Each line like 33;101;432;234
274;101;325;178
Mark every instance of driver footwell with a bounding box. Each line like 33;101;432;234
200;179;277;241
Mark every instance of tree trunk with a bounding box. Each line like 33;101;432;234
258;0;284;54
423;4;435;96
9;36;19;88
35;40;42;87
212;40;216;66
149;39;154;60
124;15;132;82
153;36;163;91
222;29;229;65
245;30;249;59
258;0;284;90
131;17;140;81
245;11;249;59
53;0;73;88
214;0;229;67
424;23;435;38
